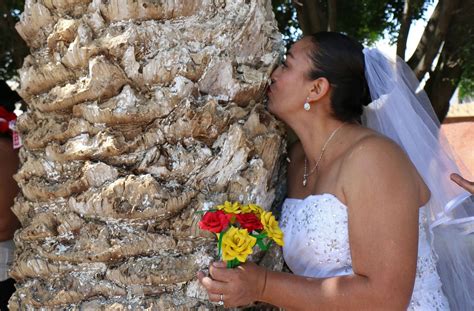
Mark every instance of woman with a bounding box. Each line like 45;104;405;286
0;81;21;310
198;33;473;309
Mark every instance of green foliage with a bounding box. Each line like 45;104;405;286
459;79;474;100
272;0;303;47
457;19;474;99
0;0;27;81
272;0;433;46
458;45;474;99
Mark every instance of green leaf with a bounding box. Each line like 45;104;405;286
251;232;267;239
194;209;218;214
256;238;268;251
227;258;240;269
217;228;227;258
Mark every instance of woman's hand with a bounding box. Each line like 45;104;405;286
197;261;267;308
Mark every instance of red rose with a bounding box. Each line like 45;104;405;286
236;213;263;232
199;210;231;233
0;106;16;134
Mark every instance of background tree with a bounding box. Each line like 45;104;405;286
272;0;474;122
4;1;473;122
0;0;28;81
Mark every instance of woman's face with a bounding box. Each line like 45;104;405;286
267;38;315;120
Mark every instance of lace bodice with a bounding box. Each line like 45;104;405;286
280;193;450;310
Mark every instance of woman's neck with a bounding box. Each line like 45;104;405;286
290;113;349;168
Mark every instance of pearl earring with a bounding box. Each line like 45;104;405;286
304;98;311;111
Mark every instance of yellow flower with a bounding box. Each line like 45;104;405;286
221;226;257;263
260;211;284;246
216;201;241;214
241;203;264;218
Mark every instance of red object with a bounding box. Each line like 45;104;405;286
0;106;16;134
236;213;263;232
199;210;232;233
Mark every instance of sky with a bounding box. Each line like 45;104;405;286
375;1;438;60
373;1;465;104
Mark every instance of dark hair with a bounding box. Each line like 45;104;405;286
0;80;21;113
306;32;371;122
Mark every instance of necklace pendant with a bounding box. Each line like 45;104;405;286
303;177;307;187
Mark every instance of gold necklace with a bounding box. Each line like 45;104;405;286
303;123;346;187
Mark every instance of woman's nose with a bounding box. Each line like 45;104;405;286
270;66;280;81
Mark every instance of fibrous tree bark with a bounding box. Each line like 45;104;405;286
10;0;286;309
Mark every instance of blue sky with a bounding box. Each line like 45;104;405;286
376;1;438;60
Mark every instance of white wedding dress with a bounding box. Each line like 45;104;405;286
280;193;450;310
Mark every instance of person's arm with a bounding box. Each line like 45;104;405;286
200;137;422;310
0;138;20;241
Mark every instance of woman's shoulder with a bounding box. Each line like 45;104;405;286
341;131;430;205
343;131;408;166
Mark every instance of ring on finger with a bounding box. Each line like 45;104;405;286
218;293;224;306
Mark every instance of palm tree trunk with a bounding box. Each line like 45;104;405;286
9;0;286;309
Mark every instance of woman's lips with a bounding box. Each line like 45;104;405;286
266;85;272;94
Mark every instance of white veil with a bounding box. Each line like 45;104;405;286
362;48;473;310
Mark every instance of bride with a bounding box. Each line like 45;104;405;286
198;32;473;310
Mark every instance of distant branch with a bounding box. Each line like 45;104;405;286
328;0;337;31
407;0;460;79
293;0;327;35
423;0;473;123
396;0;414;59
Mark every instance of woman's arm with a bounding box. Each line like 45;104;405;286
200;136;422;310
0;138;20;241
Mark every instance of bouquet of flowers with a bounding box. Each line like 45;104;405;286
198;201;284;268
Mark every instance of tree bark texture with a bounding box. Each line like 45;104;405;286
10;0;287;309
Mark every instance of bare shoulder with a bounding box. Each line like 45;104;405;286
344;134;412;171
341;133;430;205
